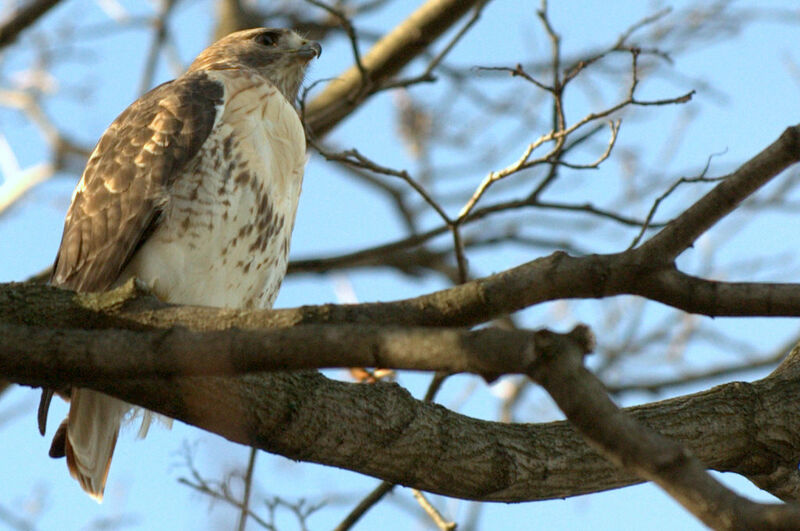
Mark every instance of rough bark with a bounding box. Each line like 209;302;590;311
5;336;800;504
529;330;800;528
2;280;800;504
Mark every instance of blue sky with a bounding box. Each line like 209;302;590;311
1;0;800;529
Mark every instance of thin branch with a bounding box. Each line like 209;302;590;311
616;7;673;47
475;64;551;92
334;482;394;531
313;145;451;224
318;149;419;232
178;447;272;530
458;52;692;220
411;489;456;531
451;224;469;282
457;135;549;220
555;120;620;170
381;0;489;90
290;124;795;276
606;354;783;395
531;198;652;228
138;0;177;95
627;155;728;249
639;125;800;261
304;0;368;81
287;193;658;275
237;448;258;531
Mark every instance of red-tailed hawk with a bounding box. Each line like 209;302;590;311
39;28;320;500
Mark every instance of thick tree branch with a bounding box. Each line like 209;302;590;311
3;283;800;505
5;335;800;504
3;280;800;505
529;332;800;529
10;256;800;362
2;320;576;387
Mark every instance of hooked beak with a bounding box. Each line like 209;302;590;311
296;41;322;61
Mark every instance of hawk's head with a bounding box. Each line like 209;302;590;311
188;28;321;104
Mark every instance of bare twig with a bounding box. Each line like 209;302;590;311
411;489;456;531
237;448;258;531
628;151;728;249
459;49;693;221
313;145;451;224
382;0;489;90
287;192;659;275
305;0;368;82
138;0;177;95
334;482;394;531
178;445;272;529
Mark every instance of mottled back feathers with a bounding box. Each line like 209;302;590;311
51;73;223;291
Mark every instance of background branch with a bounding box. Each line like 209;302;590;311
304;0;488;136
0;0;63;48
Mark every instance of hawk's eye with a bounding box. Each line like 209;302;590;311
255;31;280;47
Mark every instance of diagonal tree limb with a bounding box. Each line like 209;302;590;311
304;0;488;137
638;125;800;263
0;0;63;48
529;330;800;529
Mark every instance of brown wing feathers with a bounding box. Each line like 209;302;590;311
50;73;223;292
41;73;223;449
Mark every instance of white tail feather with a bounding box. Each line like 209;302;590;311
65;389;129;501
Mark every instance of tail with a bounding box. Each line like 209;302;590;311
64;389;129;501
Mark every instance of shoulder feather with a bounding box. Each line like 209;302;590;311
51;71;224;291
